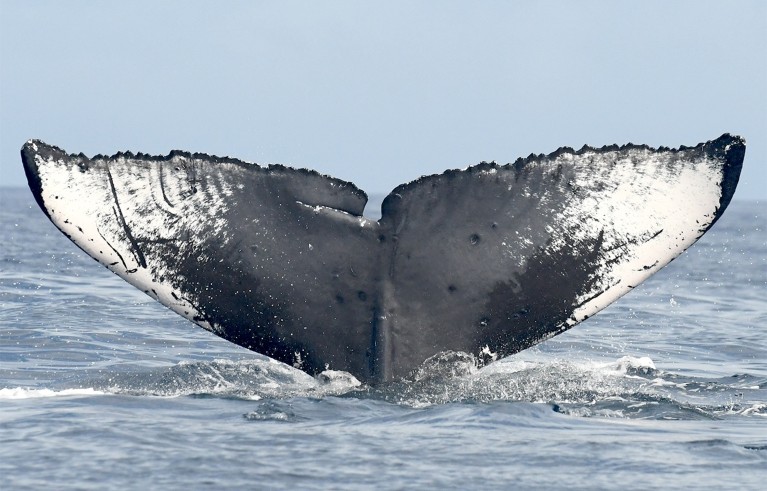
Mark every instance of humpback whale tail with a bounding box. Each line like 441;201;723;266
21;135;745;384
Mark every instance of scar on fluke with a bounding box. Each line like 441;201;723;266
21;134;745;384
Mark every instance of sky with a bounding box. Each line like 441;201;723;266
1;0;765;201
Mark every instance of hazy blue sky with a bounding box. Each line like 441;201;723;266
1;0;765;201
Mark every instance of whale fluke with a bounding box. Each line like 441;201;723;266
21;135;745;383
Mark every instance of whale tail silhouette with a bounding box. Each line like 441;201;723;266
21;135;745;384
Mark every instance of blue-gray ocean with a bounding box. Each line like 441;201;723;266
1;187;765;490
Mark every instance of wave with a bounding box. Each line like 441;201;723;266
2;353;763;421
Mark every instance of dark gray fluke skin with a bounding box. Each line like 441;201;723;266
21;135;745;384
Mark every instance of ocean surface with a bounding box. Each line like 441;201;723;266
1;186;765;490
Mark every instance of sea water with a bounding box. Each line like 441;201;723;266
0;187;765;490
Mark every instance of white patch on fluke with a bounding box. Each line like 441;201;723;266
564;150;723;322
295;200;375;228
34;151;241;333
490;147;724;326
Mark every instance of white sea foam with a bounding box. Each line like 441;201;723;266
733;403;767;417
480;355;657;379
607;355;657;374
0;387;105;399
